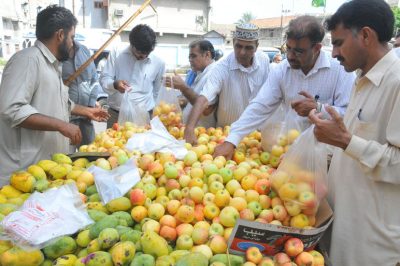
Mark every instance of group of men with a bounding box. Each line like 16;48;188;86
0;0;400;264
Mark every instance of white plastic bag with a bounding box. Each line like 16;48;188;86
0;183;93;249
118;91;150;126
270;126;328;216
261;105;303;152
125;116;188;159
88;158;141;204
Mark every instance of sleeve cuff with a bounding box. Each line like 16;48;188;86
12;105;39;128
200;92;217;105
225;134;241;147
69;99;76;114
344;135;369;160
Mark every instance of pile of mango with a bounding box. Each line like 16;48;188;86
0;120;308;266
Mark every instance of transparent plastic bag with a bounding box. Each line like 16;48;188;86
261;105;303;153
88;158;141;205
153;79;183;128
0;183;93;249
270;126;328;218
125;116;188;160
118;91;150;127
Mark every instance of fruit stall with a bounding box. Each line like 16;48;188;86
0;101;331;266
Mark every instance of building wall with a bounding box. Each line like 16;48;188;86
62;0;108;28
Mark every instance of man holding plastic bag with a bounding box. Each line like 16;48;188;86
214;16;355;159
100;24;165;128
309;0;400;264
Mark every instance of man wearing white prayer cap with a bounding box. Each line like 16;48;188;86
184;23;270;144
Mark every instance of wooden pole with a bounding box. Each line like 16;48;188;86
64;0;152;86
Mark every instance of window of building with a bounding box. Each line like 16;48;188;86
94;1;103;8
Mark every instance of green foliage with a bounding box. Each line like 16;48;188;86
236;12;256;25
0;58;7;67
392;7;400;35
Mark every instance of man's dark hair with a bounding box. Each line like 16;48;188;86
189;39;216;59
36;5;77;41
286;16;325;44
325;0;394;43
129;24;156;53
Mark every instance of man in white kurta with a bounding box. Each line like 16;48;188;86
184;23;270;144
310;1;400;264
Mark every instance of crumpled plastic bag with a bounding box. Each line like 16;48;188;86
0;183;93;249
118;91;150;127
125;116;188;160
88;158;141;205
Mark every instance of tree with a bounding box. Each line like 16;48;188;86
237;12;256;25
392;7;400;35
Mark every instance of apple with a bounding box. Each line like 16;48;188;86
233;151;246;164
241;174;258;191
290;214;309;228
208;173;224;185
219;167;233;184
245;190;260;203
271;145;284;157
139;154;154;171
254;179;271;195
209;235;227;254
258;209;274;223
272;205;288;222
271;197;283;208
240;208;255;221
176;205;195;223
209;181;225;194
295;251;314;266
247;201;262;216
147;203;165;221
143;183;157;199
284;200;302;216
269;155;281;168
130;206;148;222
233;188;246;198
246;246;263;264
184;151;198;166
203;203;220;220
191;227;209;245
203;163;219;177
159;225;177;242
190;167;204;179
214;189;231;208
225;180;242;196
165;179;180;192
233;167;248;181
298;191;317;209
142;219;160;234
229;197;248;211
164;165;179;179
191;244;213;260
178;174;191;187
259;195;272;209
259;151;271;165
219;206;239;227
287;129;300;144
271;171;289;191
258;257;275;266
279;183;299;200
308;250;324;266
273;252;291;265
203;192;215;205
176;234;193;250
159;214;177;228
166;199;181;215
176;223;194;236
209;222;224;236
284;237;304;257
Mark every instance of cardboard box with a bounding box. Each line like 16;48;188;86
228;199;333;256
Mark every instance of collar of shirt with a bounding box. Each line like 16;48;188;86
122;46;152;64
229;51;260;73
360;49;398;88
35;40;62;71
286;50;331;77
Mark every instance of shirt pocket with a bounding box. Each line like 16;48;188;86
353;117;378;140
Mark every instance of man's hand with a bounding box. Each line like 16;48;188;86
113;80;130;93
85;107;110;122
308;105;352;150
184;127;197;145
59;123;82;145
165;72;186;91
291;91;318;116
213;142;235;160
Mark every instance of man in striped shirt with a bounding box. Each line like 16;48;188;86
184;23;270;144
214;16;355;159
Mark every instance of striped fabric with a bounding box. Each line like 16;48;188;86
226;50;356;146
200;51;270;127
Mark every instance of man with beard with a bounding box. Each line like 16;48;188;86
213;15;355;159
0;5;109;185
309;0;400;264
184;24;270;144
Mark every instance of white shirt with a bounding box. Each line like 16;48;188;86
226;50;355;146
328;50;400;265
200;51;270;127
0;41;71;184
100;45;165;111
183;62;216;128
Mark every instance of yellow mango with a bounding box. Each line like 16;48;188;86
52;153;73;165
73;158;89;168
86;202;109;214
0;203;18;216
106;197;132;213
0;194;7;204
27;165;47;180
10;171;36;193
52;254;77;266
0;240;13;255
110;241;136;266
49;165;68;180
66;170;83;181
77;171;94;186
37;160;58;172
0;185;22;198
0;246;44;266
6;197;24;206
49;179;65;188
